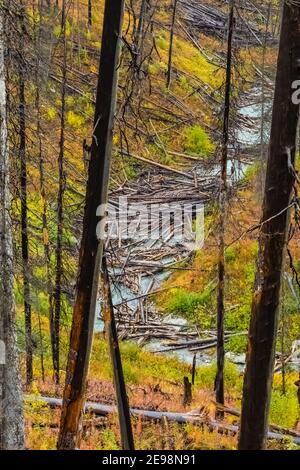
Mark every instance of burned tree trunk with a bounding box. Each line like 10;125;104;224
88;0;92;28
215;0;234;416
36;1;50;384
36;0;55;382
101;256;134;450
18;2;33;387
135;0;153;80
166;0;178;88
0;7;24;449
135;0;147;55
238;2;300;450
53;0;67;385
57;0;125;449
183;377;192;407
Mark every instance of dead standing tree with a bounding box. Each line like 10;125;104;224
215;0;235;417
134;0;154;81
0;5;24;449
57;0;125;449
238;1;300;450
88;0;92;28
53;0;67;385
101;256;134;450
18;2;33;386
166;0;178;88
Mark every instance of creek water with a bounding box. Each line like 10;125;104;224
95;89;267;367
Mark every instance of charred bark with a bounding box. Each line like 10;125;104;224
88;0;92;28
36;0;50;384
166;0;178;88
57;0;125;449
215;0;234;417
18;3;33;387
238;1;300;450
53;0;67;385
101;256;134;450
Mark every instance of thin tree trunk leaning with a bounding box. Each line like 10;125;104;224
215;0;234;417
53;0;67;385
167;0;178;88
19;4;33;387
101;256;134;450
238;2;300;450
0;7;24;449
57;0;125;450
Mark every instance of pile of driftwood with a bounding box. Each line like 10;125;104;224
103;160;219;328
116;317;248;355
98;144;253;348
153;331;248;355
179;0;276;46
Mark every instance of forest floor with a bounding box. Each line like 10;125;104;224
21;165;300;450
23;335;300;450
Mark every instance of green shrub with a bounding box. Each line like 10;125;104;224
183;125;215;157
101;429;119;450
156;34;168;51
226;334;248;354
242;161;260;183
195;362;242;391
66;110;85;129
269;389;299;428
179;76;192;93
225;246;238;263
165;288;211;317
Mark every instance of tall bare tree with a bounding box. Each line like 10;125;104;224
238;1;300;450
215;0;234;415
101;256;134;450
57;0;125;449
0;5;24;450
53;0;67;384
18;0;33;387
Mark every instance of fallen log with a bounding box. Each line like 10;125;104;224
117;149;194;179
25;395;300;445
214;402;300;439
